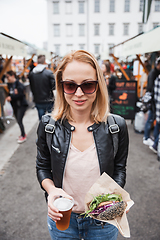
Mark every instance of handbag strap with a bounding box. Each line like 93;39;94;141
107;115;120;158
45;116;56;154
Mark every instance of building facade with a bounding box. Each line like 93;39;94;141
47;0;160;58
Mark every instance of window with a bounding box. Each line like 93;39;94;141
94;44;100;54
108;44;114;55
94;0;100;13
139;0;144;11
53;1;59;14
123;23;129;35
79;44;85;50
66;24;72;36
124;0;130;12
155;0;160;11
109;23;115;35
153;22;159;28
79;1;85;13
66;44;73;53
53;24;60;36
54;44;60;55
65;1;72;14
138;23;143;33
109;0;115;12
94;24;100;36
79;24;85;36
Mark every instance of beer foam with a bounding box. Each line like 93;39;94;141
54;198;73;211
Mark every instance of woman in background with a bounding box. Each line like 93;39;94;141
6;70;28;143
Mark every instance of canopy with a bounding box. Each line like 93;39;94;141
114;26;160;58
0;33;27;57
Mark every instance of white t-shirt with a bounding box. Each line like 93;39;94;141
62;142;100;213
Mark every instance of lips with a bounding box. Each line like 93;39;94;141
73;100;86;105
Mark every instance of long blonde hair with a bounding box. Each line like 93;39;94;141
52;50;110;123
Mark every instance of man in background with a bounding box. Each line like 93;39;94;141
28;55;55;120
143;57;160;146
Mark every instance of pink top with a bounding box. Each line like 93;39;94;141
62;142;100;213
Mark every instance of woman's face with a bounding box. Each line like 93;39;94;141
6;74;15;83
62;60;98;115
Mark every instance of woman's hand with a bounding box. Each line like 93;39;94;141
14;88;18;94
6;96;11;102
47;187;72;222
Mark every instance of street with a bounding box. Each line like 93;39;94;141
0;113;160;240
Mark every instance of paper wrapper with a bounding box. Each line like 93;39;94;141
84;173;134;238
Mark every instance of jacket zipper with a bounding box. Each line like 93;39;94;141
51;145;61;153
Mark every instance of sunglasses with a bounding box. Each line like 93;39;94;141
61;80;98;94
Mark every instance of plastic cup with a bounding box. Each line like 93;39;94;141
53;196;74;231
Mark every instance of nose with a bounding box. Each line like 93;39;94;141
75;86;84;96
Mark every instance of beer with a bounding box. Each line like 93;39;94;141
53;197;74;231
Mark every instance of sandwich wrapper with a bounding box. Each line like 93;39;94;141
84;173;134;238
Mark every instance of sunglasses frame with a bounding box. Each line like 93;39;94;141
60;80;98;94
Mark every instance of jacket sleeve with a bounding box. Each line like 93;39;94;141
36;116;53;189
10;81;25;101
112;115;129;188
49;71;56;91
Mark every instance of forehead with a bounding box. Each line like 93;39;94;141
62;60;96;81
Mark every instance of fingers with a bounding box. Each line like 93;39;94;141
48;205;63;222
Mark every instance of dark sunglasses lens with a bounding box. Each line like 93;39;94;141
81;82;97;93
63;82;77;94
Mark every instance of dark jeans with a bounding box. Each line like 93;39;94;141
144;110;154;140
35;102;54;120
14;105;27;137
153;121;160;148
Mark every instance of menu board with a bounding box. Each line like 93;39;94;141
111;80;137;120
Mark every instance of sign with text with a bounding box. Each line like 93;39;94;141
112;80;137;120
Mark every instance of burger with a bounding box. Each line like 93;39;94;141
84;193;127;220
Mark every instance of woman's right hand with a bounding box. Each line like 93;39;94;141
47;187;72;222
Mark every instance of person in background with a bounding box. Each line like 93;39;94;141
143;57;160;146
101;61;117;112
28;55;55;120
36;50;129;240
6;70;28;143
149;74;160;153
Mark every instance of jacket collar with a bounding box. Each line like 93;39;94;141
62;119;101;132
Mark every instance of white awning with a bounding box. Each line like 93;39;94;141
114;26;160;58
0;33;27;57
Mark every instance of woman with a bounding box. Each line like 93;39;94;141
101;62;117;113
6;70;28;143
36;50;129;240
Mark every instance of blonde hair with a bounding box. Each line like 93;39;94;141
52;50;110;123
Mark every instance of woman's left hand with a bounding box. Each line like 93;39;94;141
6;96;11;102
14;89;18;94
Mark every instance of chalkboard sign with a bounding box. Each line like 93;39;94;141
112;80;137;120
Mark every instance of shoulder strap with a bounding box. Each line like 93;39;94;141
107;115;119;158
45;116;56;154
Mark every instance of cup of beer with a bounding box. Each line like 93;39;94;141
53;196;74;231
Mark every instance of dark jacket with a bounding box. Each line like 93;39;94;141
36;114;129;194
107;75;117;97
147;67;160;92
146;67;160;112
28;64;55;104
7;80;28;111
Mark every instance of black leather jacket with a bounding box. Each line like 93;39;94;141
28;66;55;104
36;114;129;193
